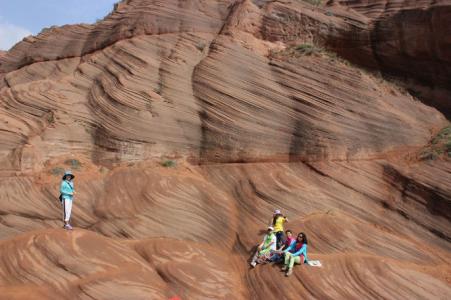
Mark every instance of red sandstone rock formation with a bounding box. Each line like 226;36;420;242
0;0;450;299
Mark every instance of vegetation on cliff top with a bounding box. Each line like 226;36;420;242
420;125;451;160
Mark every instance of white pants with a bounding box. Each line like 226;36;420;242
62;199;73;222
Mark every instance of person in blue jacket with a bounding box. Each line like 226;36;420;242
281;232;308;276
60;170;75;230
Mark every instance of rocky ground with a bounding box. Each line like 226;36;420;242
0;0;450;299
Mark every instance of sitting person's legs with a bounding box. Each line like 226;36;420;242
288;255;300;269
251;249;259;265
282;252;292;270
286;254;304;276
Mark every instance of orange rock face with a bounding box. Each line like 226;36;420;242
0;0;450;299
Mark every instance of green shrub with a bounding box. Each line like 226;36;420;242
326;51;338;60
161;160;176;168
420;125;451;160
50;167;65;176
445;140;451;152
438;126;451;138
154;84;162;95
420;149;438;160
64;159;82;170
408;89;422;98
302;0;322;6
295;43;322;55
325;11;334;16
195;42;206;51
47;112;55;124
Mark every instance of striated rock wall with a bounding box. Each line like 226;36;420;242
0;0;234;74
0;2;447;167
333;0;451;117
0;160;449;299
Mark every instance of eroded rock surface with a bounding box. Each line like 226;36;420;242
0;0;450;299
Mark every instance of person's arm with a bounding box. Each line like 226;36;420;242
267;235;276;249
283;242;294;253
278;237;289;251
266;242;275;250
258;234;267;250
280;238;293;251
292;244;307;257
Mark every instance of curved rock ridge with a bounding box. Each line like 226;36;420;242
0;160;450;299
330;0;451;117
0;31;446;168
0;0;234;74
0;0;450;299
0;0;448;168
3;0;450;88
326;0;451;82
0;228;237;299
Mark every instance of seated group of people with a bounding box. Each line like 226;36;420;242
250;210;308;277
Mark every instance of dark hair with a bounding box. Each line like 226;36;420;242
272;213;282;226
297;232;308;245
285;229;292;234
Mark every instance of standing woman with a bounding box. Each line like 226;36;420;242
271;209;288;249
60;170;75;230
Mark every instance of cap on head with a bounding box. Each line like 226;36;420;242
274;209;281;215
62;170;75;180
267;226;274;231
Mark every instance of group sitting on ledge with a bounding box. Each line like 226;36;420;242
250;209;308;277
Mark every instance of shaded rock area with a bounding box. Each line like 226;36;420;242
0;0;450;299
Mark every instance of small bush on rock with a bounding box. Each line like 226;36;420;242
161;160;176;168
302;0;322;6
64;159;82;170
420;125;451;160
50;167;65;176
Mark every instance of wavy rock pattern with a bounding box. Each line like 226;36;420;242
0;0;450;299
333;0;451;117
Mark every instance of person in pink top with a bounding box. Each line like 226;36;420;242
271;229;295;262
